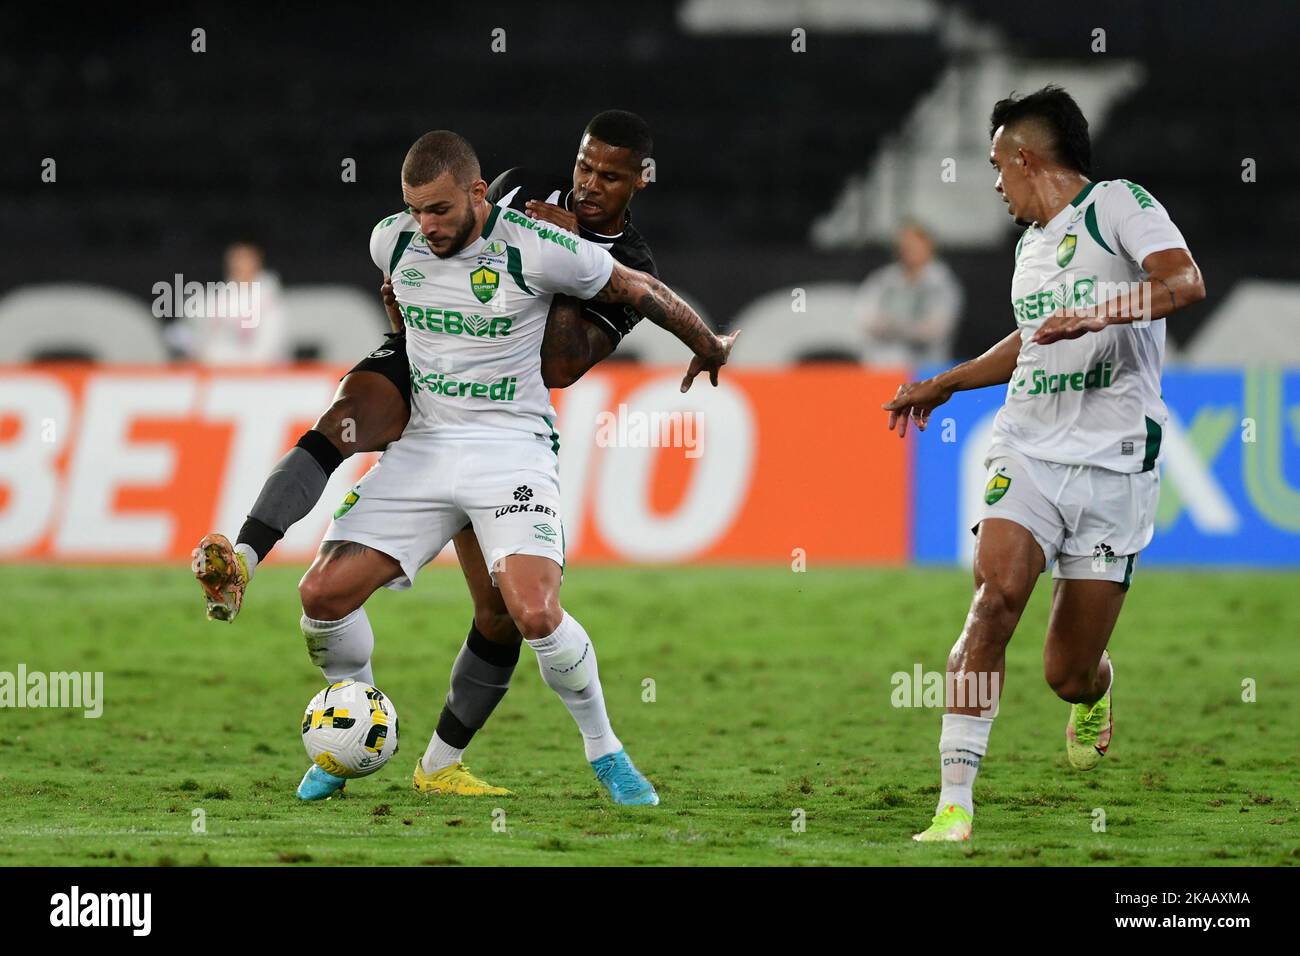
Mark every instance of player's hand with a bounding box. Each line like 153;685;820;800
681;330;740;392
525;201;578;234
1032;309;1108;345
882;378;953;438
380;275;402;331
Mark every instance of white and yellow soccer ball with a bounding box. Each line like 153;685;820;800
300;679;399;778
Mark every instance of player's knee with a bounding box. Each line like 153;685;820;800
1044;659;1093;703
298;568;358;622
971;568;1032;625
511;601;562;641
474;606;521;645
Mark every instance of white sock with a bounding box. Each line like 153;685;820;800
300;608;375;686
420;732;464;774
529;612;622;761
235;542;259;580
937;713;994;816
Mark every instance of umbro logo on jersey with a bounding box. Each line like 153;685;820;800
399;267;426;287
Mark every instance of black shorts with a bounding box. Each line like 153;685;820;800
346;332;411;406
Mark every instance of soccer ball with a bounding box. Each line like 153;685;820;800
300;679;399;778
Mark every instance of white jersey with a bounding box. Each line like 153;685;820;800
988;179;1189;474
369;205;614;439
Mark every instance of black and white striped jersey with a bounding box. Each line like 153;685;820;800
487;166;658;349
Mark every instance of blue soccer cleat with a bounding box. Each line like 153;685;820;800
591;749;659;806
296;764;346;801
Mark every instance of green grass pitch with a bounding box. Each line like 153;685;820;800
1;565;1296;866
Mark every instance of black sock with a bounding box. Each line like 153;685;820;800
296;428;345;475
236;516;281;563
434;622;522;748
236;429;346;562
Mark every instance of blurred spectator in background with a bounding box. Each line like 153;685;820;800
856;222;962;367
166;241;289;364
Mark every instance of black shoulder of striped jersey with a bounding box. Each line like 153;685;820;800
582;225;659;350
486;167;568;211
488;166;659;349
606;224;658;278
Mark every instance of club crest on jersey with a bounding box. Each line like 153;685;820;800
1056;233;1077;267
984;470;1011;505
334;490;360;519
470;266;500;304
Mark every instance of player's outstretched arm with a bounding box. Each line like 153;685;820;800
882;329;1021;437
1033;248;1206;345
593;260;738;391
540;295;612;388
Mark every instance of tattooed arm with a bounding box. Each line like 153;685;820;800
540;295;613;388
593;260;739;391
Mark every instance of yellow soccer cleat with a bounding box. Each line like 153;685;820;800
1066;653;1114;770
912;803;973;842
413;761;511;797
194;532;249;622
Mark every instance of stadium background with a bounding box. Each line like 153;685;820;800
1;0;1299;874
2;0;1296;567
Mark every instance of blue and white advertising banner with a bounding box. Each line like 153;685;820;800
911;367;1300;567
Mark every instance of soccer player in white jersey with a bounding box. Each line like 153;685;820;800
882;86;1205;841
294;130;735;804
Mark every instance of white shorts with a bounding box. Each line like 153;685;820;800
323;432;565;590
973;448;1159;589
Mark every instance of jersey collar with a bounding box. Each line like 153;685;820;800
1040;181;1094;235
480;203;501;240
564;188;626;242
448;204;501;259
1069;181;1097;208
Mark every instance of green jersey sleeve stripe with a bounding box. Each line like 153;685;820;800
389;231;415;273
542;414;559;454
1084;204;1115;256
1141;415;1163;472
481;204;501;240
506;245;534;295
